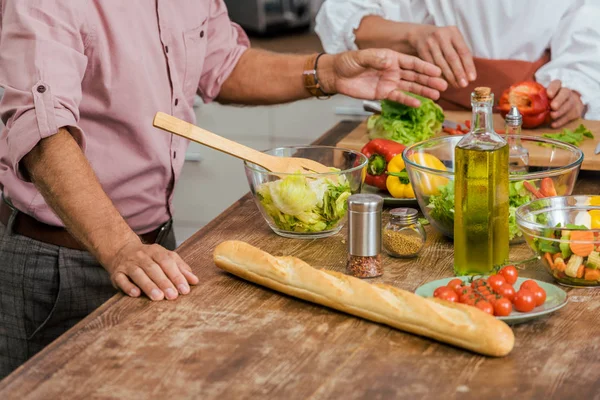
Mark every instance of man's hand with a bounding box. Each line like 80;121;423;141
408;25;476;89
546;80;585;128
318;48;448;108
106;238;199;301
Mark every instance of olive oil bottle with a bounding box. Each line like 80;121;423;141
454;88;509;275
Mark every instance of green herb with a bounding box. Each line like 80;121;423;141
257;174;351;233
367;94;444;145
541;124;594;147
418;217;430;226
565;224;588;230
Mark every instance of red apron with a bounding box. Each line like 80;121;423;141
437;51;551;111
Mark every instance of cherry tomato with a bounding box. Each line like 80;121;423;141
438;289;458;302
493;298;513;317
488;275;507;291
475;300;494;315
513;289;536;312
496;284;516;302
520;280;539;293
461;294;477;305
499;265;518;285
471;278;487;288
530;285;547;307
485;294;499;305
434;286;450;298
447;278;464;294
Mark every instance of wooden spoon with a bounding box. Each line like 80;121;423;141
153;112;334;175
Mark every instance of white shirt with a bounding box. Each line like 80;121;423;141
315;0;600;119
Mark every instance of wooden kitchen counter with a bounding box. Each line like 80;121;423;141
1;121;599;399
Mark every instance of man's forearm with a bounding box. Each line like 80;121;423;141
216;48;335;105
23;128;140;267
354;16;422;55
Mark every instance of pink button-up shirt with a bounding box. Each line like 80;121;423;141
0;0;249;234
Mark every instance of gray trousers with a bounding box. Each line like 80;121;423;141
0;209;176;380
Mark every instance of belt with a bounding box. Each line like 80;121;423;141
0;201;166;251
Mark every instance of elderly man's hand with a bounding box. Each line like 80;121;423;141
106;238;199;301
317;48;448;108
546;80;585;128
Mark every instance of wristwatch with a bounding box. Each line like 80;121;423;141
303;53;333;99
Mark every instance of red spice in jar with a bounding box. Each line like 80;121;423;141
346;254;383;278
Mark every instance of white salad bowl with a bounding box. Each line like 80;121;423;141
244;146;368;239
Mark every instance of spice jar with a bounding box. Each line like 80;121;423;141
346;194;384;278
383;208;426;258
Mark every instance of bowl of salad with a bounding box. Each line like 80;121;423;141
244;146;368;239
402;135;583;244
516;195;600;286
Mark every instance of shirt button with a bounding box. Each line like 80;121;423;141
200;30;204;38
174;98;179;106
37;85;46;93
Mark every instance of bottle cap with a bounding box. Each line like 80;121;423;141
347;194;383;256
389;207;419;224
505;105;523;125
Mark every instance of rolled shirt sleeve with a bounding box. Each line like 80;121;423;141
535;0;600;120
0;1;88;180
197;0;250;103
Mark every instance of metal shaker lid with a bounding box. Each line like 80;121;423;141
347;194;383;256
348;194;384;213
505;105;522;125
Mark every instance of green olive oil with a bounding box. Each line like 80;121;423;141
453;88;509;276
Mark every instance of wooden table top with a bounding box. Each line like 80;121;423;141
1;121;599;399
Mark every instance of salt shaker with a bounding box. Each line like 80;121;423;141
505;105;529;172
383;208;426;258
346;194;384;278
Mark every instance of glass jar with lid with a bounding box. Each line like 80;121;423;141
383;208;426;258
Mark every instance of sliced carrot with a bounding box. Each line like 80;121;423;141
523;181;544;199
584;268;600;281
544;252;555;269
552;253;562;262
576;264;585;278
540;178;557;197
554;260;567;272
570;231;595;257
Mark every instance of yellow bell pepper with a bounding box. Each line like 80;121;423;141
385;155;415;198
405;153;449;196
590;210;600;229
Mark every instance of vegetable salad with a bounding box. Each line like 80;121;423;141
534;215;600;286
256;174;351;233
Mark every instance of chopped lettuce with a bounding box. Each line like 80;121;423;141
367;94;444;145
426;180;537;241
541;124;594;147
256;174;351;233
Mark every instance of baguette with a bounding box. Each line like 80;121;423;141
213;240;514;357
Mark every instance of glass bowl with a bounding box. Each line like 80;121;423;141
516;195;600;286
402;135;583;244
244;146;368;239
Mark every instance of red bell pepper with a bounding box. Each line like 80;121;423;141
360;139;406;190
498;81;550;129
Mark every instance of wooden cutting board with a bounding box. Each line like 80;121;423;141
336;110;600;171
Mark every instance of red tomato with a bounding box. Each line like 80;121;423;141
499;266;518;285
494;298;513;317
496;284;516;302
530;285;547;307
487;275;507;291
471;278;487;288
520;280;539;293
434;286;450;298
461;294;477;305
475;300;494;315
447;278;464;294
513;289;536;312
438;289;458;302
